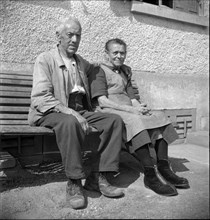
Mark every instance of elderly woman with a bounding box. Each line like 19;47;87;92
90;38;189;197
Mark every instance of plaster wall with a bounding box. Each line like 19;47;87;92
132;71;209;131
0;0;209;130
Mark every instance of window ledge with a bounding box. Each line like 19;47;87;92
131;1;209;27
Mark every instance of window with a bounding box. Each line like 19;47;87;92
173;0;199;14
136;0;201;14
142;0;173;8
162;0;173;9
131;0;208;27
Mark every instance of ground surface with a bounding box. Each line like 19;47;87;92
0;144;209;219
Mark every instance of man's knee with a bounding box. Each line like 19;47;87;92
113;114;123;124
105;113;124;127
58;114;80;129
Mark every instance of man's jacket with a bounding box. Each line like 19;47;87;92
28;46;95;126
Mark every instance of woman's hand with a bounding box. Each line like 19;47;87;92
133;106;152;115
131;99;152;115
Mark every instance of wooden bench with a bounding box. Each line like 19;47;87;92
0;70;180;167
0;71;54;135
0;71;99;167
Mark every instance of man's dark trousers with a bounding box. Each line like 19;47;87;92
37;111;124;179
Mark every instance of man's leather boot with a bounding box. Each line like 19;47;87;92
66;179;86;209
157;159;190;188
144;165;178;196
84;172;124;198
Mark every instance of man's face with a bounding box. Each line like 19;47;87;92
106;43;126;68
58;21;81;57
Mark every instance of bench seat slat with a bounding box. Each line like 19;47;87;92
0;125;98;135
0;125;54;135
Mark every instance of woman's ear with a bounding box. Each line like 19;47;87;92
104;50;109;61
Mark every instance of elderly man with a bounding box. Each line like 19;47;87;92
28;18;124;209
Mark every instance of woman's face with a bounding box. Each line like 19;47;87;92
105;43;126;68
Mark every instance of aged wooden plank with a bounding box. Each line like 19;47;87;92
0;126;54;135
0;78;32;86
0;85;32;92
0;125;98;135
176;116;193;122
0;71;32;77
0;106;29;112
0;97;31;105
0;114;28;119
0;90;31;97
0;120;29;125
176;122;192;128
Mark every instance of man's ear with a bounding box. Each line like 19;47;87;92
56;31;61;42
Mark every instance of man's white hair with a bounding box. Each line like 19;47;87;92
56;16;81;34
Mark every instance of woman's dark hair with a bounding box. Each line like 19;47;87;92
105;38;127;51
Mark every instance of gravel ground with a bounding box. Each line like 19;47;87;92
0;146;209;219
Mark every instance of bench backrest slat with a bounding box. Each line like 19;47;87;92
0;120;29;125
0;91;31;97
0;106;30;112
0;85;32;92
1;78;32;86
0;72;33;133
0;114;28;119
0;71;32;79
0;90;31;98
0;98;31;105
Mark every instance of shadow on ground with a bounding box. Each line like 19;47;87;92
106;151;190;188
0;151;190;193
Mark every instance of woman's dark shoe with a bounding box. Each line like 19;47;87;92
66;179;86;209
157;159;190;189
144;165;178;196
84;172;124;198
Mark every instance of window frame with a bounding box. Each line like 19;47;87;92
131;0;209;27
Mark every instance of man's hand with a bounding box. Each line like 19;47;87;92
73;112;91;135
54;104;91;134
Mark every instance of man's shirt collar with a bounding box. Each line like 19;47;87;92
55;44;80;68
